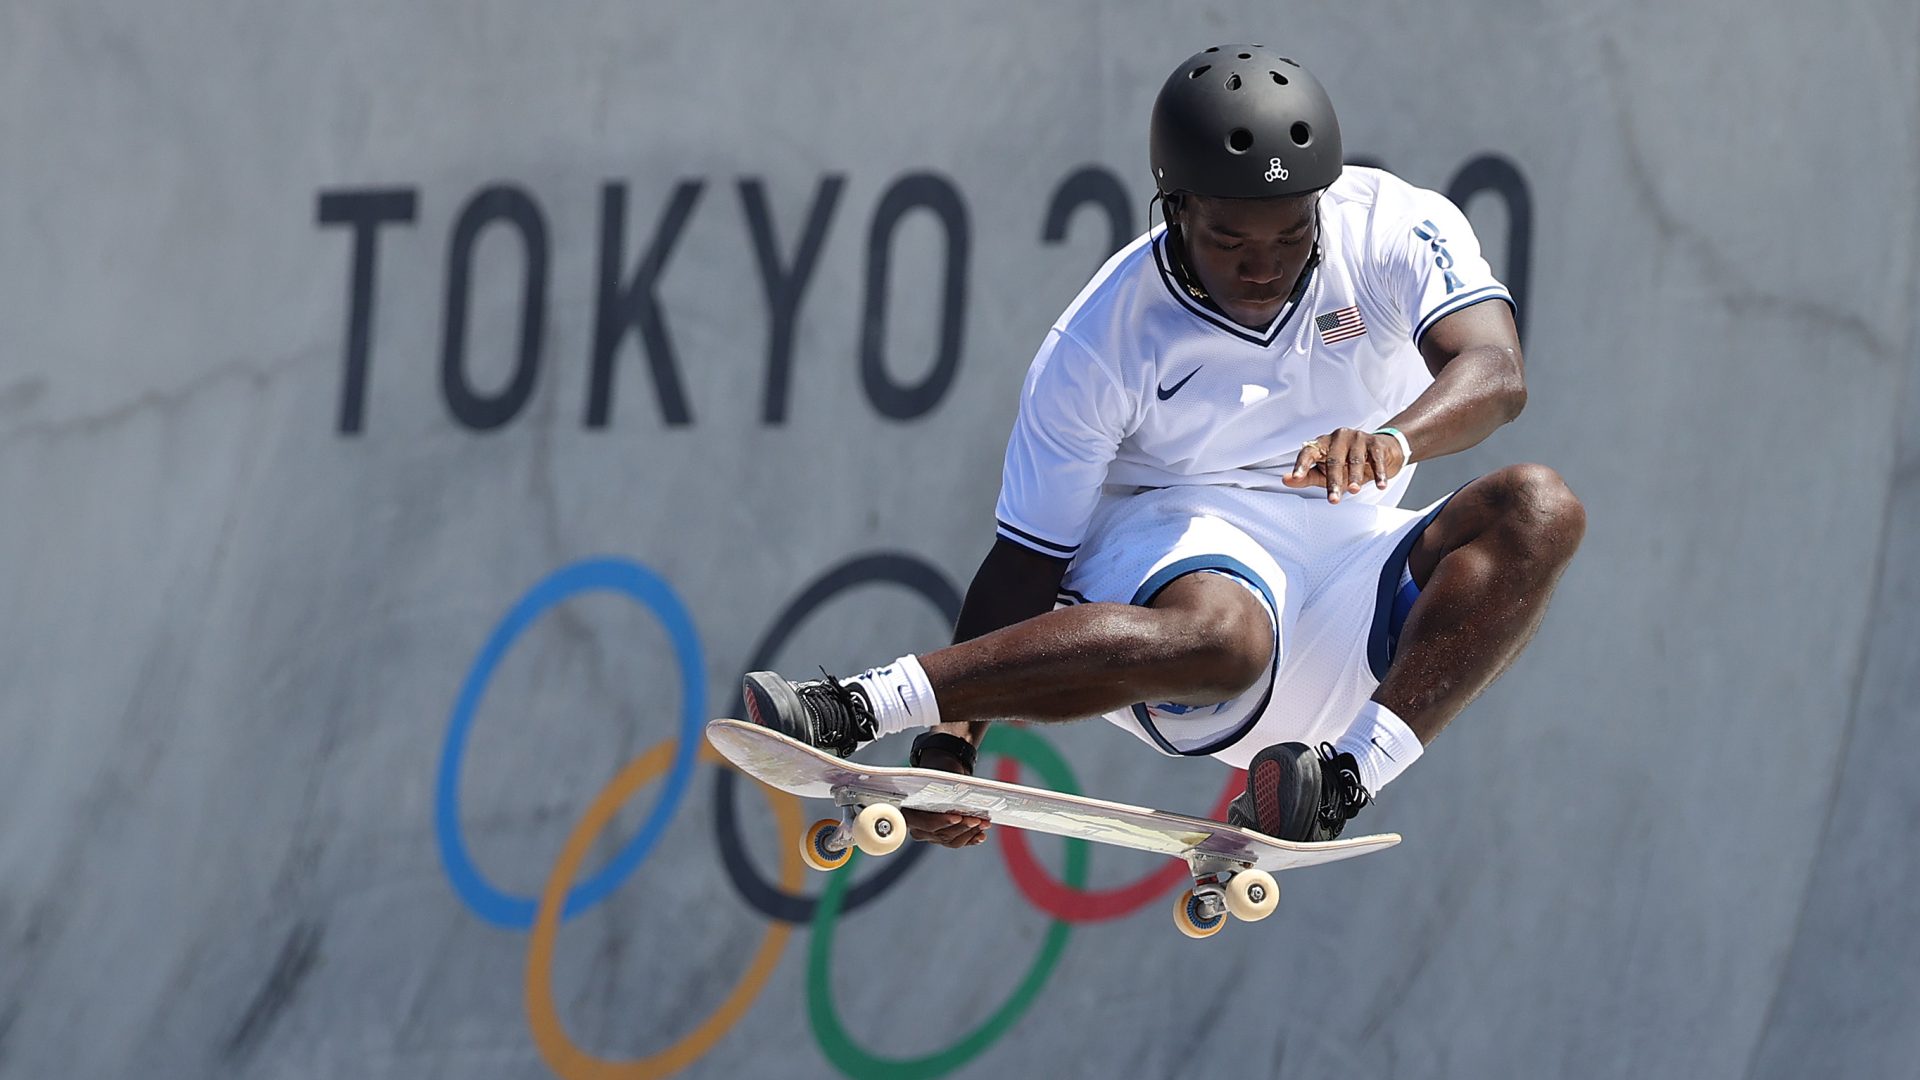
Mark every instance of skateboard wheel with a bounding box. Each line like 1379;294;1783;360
851;803;907;857
800;818;852;872
1224;869;1279;922
1173;889;1225;939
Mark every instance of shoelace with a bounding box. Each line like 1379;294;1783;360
795;669;875;745
1315;742;1373;826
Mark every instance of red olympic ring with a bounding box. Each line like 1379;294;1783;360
995;758;1245;922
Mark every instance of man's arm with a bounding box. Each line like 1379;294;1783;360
918;537;1070;761
909;327;1117;840
1395;298;1527;459
903;538;1067;848
1285;299;1526;495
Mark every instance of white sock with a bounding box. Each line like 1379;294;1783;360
1334;700;1423;793
850;654;942;737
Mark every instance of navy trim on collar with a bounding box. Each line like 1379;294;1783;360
1150;228;1320;349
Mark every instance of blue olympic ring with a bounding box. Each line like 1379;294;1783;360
435;557;705;928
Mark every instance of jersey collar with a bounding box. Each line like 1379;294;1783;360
1150;224;1320;348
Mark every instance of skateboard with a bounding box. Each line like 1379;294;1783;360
705;718;1400;938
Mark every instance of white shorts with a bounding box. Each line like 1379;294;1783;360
1057;484;1455;770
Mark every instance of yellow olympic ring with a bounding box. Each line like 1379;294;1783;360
525;741;804;1078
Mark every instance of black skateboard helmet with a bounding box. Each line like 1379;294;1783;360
1151;45;1343;200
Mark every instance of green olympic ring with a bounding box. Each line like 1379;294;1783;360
806;724;1088;1079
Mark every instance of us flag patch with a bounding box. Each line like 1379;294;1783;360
1315;306;1368;344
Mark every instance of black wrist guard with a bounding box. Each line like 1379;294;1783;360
909;731;977;775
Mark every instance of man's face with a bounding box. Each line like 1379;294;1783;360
1172;193;1319;330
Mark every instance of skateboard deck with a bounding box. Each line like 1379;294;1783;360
706;718;1399;875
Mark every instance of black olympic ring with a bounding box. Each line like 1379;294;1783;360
712;551;964;923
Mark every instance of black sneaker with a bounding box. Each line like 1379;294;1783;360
741;669;879;758
1226;742;1373;842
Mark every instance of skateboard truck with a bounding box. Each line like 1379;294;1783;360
1175;855;1280;938
797;788;910;871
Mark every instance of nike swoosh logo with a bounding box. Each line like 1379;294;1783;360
1157;367;1203;400
1371;735;1398;761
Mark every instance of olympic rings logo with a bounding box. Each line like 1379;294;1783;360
434;554;1244;1078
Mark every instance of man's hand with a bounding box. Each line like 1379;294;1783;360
1281;427;1407;503
904;746;991;848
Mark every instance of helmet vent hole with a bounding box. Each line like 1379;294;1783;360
1227;128;1254;153
1280;57;1300;67
1290;122;1312;146
1271;71;1288;86
1205;46;1220;53
1225;73;1242;91
1237;52;1252;59
1189;64;1211;79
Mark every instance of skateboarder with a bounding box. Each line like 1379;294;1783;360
744;44;1584;848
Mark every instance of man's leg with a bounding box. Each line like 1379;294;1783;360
1232;464;1584;844
1381;462;1587;743
742;570;1276;756
918;570;1274;723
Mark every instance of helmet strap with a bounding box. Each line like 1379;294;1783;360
1152;191;1211;301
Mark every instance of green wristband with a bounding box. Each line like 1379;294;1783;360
1372;426;1413;464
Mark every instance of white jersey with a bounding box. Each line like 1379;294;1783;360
994;167;1513;560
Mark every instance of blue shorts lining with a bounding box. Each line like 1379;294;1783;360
1125;555;1280;757
1365;493;1457;681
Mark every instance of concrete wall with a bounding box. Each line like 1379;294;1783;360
2;2;1915;1077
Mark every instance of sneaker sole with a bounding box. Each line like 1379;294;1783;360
742;671;803;736
1246;743;1325;842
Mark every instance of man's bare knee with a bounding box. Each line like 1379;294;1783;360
1472;463;1586;573
1149;573;1273;700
